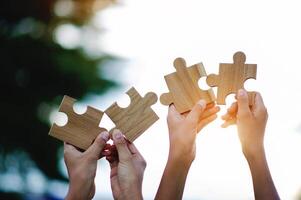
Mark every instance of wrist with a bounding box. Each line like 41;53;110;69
166;153;193;173
243;144;265;161
168;144;196;165
65;190;81;200
65;183;88;200
119;190;143;200
119;180;143;200
168;152;194;168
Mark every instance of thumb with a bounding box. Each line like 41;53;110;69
186;100;206;124
237;89;251;117
112;129;132;163
85;131;110;158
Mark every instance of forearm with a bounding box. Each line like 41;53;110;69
65;188;88;200
119;187;143;200
245;147;280;200
155;157;191;200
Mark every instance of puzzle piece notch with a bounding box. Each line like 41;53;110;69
160;57;215;113
49;95;106;150
105;87;159;142
206;51;257;105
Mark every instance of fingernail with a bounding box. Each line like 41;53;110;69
238;89;246;97
100;131;109;141
113;129;123;141
198;100;206;108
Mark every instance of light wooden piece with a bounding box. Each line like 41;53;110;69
206;51;257;105
160;57;216;113
49;96;106;150
105;87;159;142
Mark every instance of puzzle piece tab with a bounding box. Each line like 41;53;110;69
49;95;106;150
206;51;257;105
160;57;215;113
105;87;159;142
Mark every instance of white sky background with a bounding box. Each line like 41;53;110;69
56;0;301;199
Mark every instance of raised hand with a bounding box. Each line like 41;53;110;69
64;131;110;200
222;89;280;200
155;100;220;200
106;129;145;200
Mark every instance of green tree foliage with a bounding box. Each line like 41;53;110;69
0;0;117;197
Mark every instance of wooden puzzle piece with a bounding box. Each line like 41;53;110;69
206;51;257;105
105;87;159;142
160;57;215;113
49;95;106;150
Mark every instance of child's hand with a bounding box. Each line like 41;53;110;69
167;100;220;164
64;131;110;200
106;129;145;200
221;89;268;158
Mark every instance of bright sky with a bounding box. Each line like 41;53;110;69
56;0;301;199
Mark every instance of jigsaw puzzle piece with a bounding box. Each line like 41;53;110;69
105;87;159;142
207;51;257;105
49;95;106;150
160;57;215;113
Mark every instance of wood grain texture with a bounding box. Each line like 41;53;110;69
160;57;215;113
206;51;257;105
49;95;106;150
105;87;159;142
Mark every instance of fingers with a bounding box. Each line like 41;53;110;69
108;159;121;199
128;143;147;170
112;129;132;163
221;118;236;128
186;100;207;124
188;102;214;118
253;92;267;115
200;105;220;120
228;102;238;114
221;102;237;121
106;155;118;164
64;142;82;159
237;89;251;118
197;113;218;132
85;131;110;159
128;142;140;155
64;142;78;152
167;104;183;122
101;144;113;157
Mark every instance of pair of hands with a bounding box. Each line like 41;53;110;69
158;89;279;200
64;129;145;200
167;89;268;163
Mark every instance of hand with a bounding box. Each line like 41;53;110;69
221;89;268;158
155;100;219;200
106;129;145;200
167;100;220;164
64;131;110;200
222;90;280;199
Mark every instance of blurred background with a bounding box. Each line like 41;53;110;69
1;0;301;199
